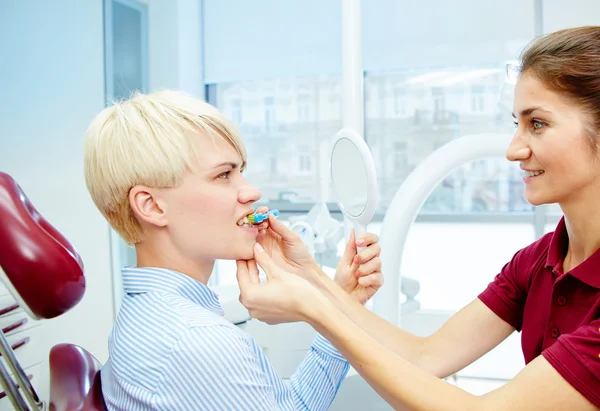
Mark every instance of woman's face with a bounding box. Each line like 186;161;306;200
158;134;262;263
507;72;600;207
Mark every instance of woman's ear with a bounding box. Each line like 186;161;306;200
129;185;168;228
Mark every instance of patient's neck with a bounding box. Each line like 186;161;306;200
135;238;214;285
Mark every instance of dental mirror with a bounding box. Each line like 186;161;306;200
330;128;379;250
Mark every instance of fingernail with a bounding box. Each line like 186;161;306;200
255;243;264;253
353;257;359;265
356;239;365;247
356;271;360;277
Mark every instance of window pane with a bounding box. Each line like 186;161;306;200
204;0;341;83
363;0;536;214
420;157;531;213
110;0;147;99
206;1;342;203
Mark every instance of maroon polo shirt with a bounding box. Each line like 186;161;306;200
478;217;600;407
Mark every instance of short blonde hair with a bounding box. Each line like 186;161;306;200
84;89;246;245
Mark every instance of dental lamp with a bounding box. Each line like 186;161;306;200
373;133;513;325
289;202;345;268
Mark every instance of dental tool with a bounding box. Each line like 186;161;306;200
246;209;279;225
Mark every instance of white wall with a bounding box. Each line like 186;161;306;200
149;0;204;96
0;0;114;402
362;0;535;71
203;0;342;83
543;0;600;32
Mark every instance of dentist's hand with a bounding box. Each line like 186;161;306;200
334;230;383;305
236;243;325;325
254;207;320;285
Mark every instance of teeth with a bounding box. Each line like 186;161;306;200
525;170;545;178
237;216;250;226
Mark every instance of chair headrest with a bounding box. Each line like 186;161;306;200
0;172;85;319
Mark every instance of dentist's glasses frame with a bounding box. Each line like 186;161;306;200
505;61;521;85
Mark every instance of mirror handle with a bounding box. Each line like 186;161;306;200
354;223;366;252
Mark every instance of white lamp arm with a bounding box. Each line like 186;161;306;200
373;133;513;325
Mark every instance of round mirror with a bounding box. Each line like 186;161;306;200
329;128;379;242
331;138;368;217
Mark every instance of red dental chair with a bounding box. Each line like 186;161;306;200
0;172;106;410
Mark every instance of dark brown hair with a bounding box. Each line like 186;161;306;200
519;26;600;150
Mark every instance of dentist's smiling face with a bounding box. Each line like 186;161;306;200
506;71;600;207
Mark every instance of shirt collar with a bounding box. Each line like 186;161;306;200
546;217;600;289
121;266;224;316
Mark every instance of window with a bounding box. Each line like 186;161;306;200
298;155;312;172
363;0;535;214
393;142;407;173
105;0;148;101
210;78;341;202
204;0;342;203
393;88;405;116
264;96;275;132
432;87;445;114
295;144;312;174
471;85;485;113
230;98;242;124
298;94;310;122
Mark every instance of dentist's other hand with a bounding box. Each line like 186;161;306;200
255;208;320;285
236;243;324;325
335;230;383;305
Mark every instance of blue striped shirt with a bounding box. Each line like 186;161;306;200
101;267;349;410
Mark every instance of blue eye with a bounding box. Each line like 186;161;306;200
513;120;519;129
218;171;231;179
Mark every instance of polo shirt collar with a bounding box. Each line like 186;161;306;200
546;217;600;289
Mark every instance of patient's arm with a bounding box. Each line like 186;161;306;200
316;271;514;378
157;325;348;411
288;334;350;407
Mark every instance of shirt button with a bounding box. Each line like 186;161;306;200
557;296;567;306
551;327;560;338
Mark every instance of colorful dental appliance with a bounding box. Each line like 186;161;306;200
246;209;280;225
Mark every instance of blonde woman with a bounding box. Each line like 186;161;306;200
84;90;383;410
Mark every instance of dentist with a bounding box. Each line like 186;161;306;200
237;26;600;411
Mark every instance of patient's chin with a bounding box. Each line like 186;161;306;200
219;241;255;261
234;246;255;261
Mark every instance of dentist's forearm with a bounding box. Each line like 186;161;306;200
304;297;481;411
314;271;437;374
